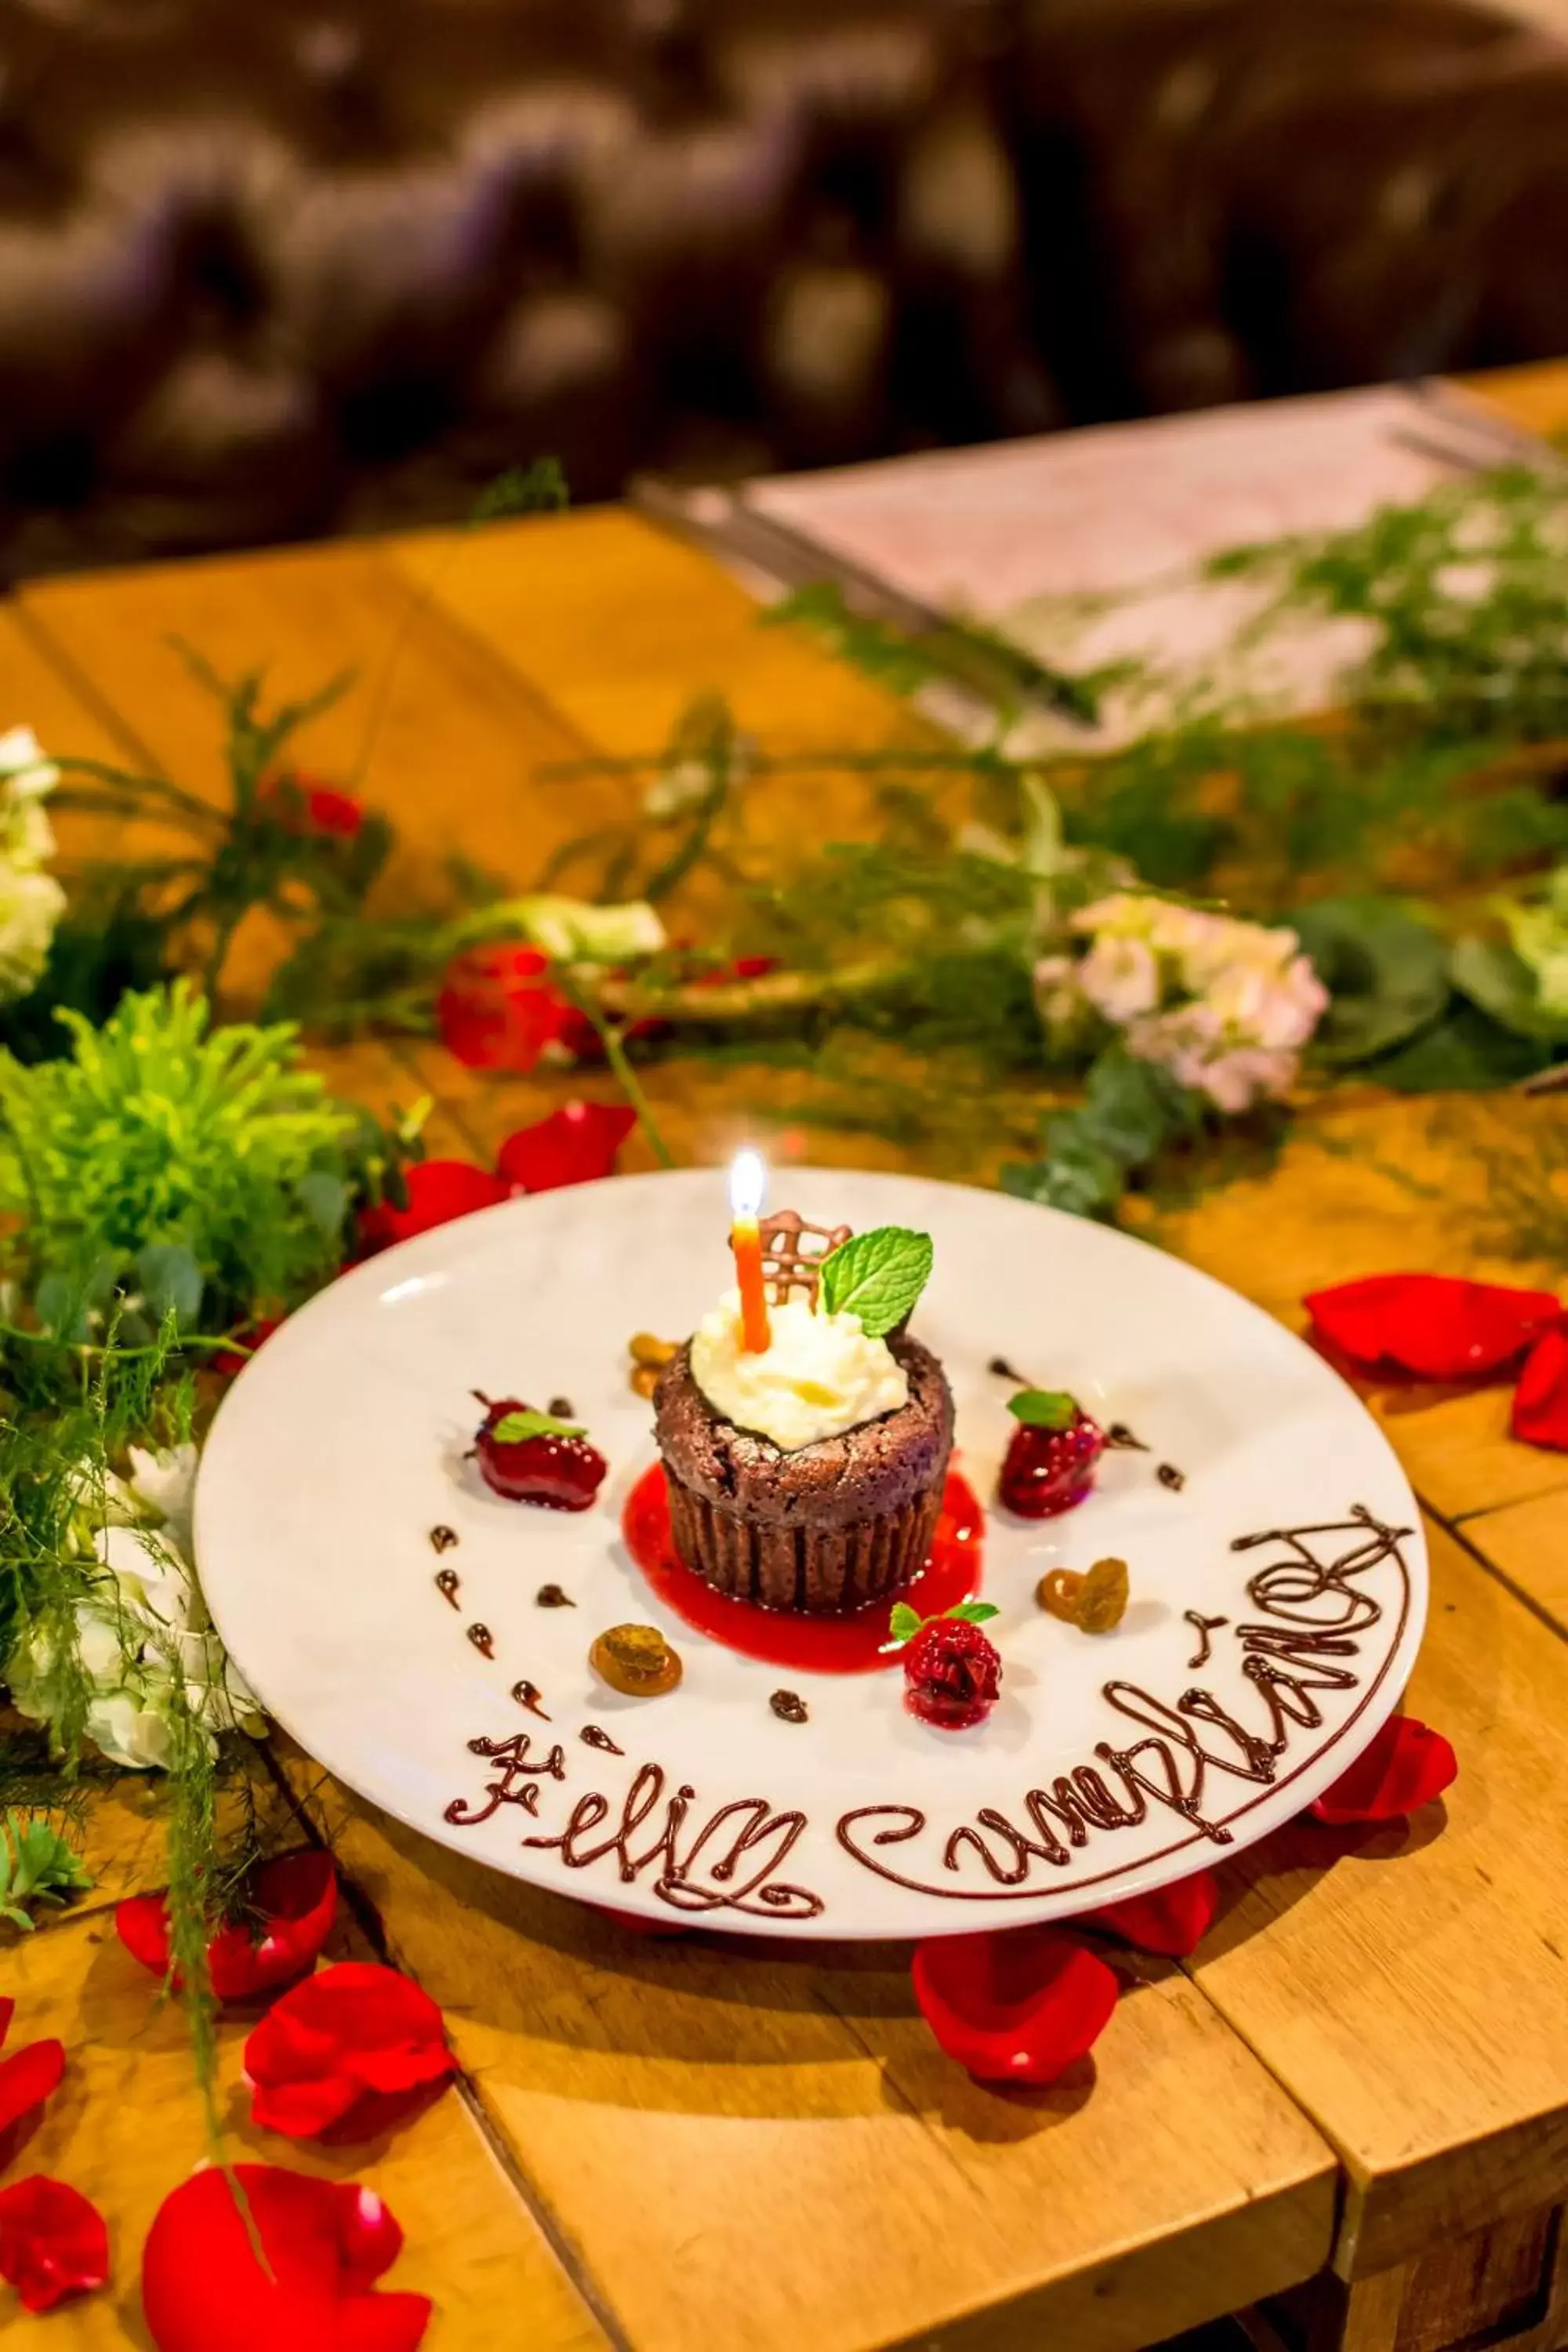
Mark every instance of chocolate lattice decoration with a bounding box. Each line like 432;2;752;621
759;1209;852;1308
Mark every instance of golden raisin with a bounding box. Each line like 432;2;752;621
630;1364;661;1400
1077;1556;1130;1633
590;1622;683;1697
1036;1568;1083;1624
1036;1558;1131;1633
630;1332;677;1368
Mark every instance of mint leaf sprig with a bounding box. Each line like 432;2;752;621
818;1225;933;1337
490;1409;586;1444
1006;1389;1080;1429
887;1599;1000;1647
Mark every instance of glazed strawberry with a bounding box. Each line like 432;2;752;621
999;1390;1105;1518
890;1599;1003;1730
473;1395;607;1512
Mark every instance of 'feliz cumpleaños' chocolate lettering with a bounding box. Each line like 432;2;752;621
444;1507;1409;1918
837;1505;1411;1900
443;1732;822;1918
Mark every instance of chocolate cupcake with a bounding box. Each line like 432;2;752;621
652;1216;954;1616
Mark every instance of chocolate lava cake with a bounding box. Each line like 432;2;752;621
653;1333;953;1615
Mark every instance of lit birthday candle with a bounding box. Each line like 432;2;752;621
729;1148;772;1354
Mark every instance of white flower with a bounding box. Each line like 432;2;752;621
0;863;65;996
85;1690;176;1772
510;895;667;964
644;758;713;820
126;1443;199;1558
0;726;60;802
7;1436;266;1772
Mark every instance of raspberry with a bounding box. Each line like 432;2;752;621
999;1404;1105;1518
473;1396;607;1512
903;1617;1002;1731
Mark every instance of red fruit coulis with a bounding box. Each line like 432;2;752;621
622;1464;985;1675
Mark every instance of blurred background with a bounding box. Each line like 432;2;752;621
4;0;1568;583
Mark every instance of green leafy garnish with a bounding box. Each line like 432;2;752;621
490;1410;586;1445
887;1599;1000;1647
0;1812;93;1933
1006;1389;1079;1429
818;1225;933;1337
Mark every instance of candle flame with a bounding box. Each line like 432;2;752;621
730;1148;766;1224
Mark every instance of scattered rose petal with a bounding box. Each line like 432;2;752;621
0;2178;109;2312
1310;1715;1457;1824
143;2164;429;2352
912;1928;1120;2086
437;946;579;1073
496;1102;638;1193
691;953;778;988
0;2038;64;2143
302;784;365;840
260;773;367;842
1304;1273;1560;1382
1512;1324;1568;1450
117;1851;338;2004
243;1962;456;2141
1082;1869;1220;1957
358;1161;510;1252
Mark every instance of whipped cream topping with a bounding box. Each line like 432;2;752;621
690;1288;909;1453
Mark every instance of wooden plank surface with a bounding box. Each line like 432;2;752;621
0;1864;606;2352
1195;1517;1568;2280
13;532;1343;2350
13;356;1568;2347
273;1733;1336;2352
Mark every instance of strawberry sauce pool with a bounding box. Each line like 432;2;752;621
622;1465;985;1674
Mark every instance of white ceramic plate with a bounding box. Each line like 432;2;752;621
196;1167;1427;1940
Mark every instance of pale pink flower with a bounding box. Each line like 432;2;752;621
1069;891;1158;941
1077;931;1160;1022
1032;953;1081;1032
1127;1003;1301;1111
1206;951;1327;1050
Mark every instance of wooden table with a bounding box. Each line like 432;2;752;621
8;365;1568;2352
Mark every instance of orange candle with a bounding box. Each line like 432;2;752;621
729;1149;772;1353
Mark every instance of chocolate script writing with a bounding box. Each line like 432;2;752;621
441;1506;1410;1920
443;1731;824;1919
837;1505;1410;1901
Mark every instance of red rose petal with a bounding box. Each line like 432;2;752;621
1512;1324;1568;1451
0;2041;64;2141
244;1962;456;2143
1304;1273;1560;1382
358;1160;510;1253
1310;1714;1457;1824
143;2165;430;2352
912;1928;1120;2086
437;946;576;1074
0;2177;108;2313
495;1102;638;1193
1082;1868;1220;1957
117;1851;338;2004
303;785;366;840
